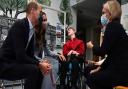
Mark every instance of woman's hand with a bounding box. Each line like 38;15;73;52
39;61;52;75
94;59;105;66
86;41;94;49
90;66;101;74
58;54;66;61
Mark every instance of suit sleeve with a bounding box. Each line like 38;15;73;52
11;21;39;65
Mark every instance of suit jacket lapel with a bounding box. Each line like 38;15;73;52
23;18;30;47
23;18;35;57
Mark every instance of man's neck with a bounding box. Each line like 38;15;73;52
71;34;75;40
27;15;35;27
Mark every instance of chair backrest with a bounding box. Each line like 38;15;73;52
113;86;128;89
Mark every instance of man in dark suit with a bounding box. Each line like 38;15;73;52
0;2;51;89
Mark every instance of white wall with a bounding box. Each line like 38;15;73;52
0;11;3;16
121;3;128;31
44;0;77;29
43;0;62;27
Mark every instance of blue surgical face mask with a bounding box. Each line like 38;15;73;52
101;15;109;26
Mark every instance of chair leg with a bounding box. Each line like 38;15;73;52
11;81;14;89
21;80;24;89
1;80;5;89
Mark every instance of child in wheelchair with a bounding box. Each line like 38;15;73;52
57;27;85;89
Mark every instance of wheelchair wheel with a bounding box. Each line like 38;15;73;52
77;74;86;89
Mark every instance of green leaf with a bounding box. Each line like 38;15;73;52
59;0;73;25
37;0;51;6
0;0;27;18
121;0;128;4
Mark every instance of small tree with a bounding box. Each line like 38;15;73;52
14;0;27;18
121;0;128;4
0;0;27;18
37;0;51;6
58;0;73;28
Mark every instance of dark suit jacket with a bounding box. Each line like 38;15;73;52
93;20;128;73
0;18;39;65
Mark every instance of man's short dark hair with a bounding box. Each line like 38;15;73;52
26;2;38;14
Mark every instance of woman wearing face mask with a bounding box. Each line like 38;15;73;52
86;0;128;89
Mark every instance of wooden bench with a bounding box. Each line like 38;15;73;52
113;86;128;89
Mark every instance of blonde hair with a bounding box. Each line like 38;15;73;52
67;27;76;32
104;0;122;20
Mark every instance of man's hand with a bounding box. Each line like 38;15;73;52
39;61;52;75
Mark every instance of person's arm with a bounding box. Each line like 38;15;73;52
45;45;58;58
75;40;85;55
94;58;106;66
63;43;70;56
12;21;39;65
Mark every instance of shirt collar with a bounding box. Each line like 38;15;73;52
70;38;77;41
27;17;34;30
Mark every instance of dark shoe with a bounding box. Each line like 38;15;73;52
71;86;78;89
60;85;65;89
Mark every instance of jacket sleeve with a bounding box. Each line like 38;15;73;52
75;40;85;55
63;43;70;56
11;21;39;65
45;45;58;58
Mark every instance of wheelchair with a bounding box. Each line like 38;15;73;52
56;54;86;89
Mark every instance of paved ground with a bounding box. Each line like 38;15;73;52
7;86;22;89
2;86;23;89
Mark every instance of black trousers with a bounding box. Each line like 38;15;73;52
59;59;80;86
84;66;128;89
0;63;43;89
